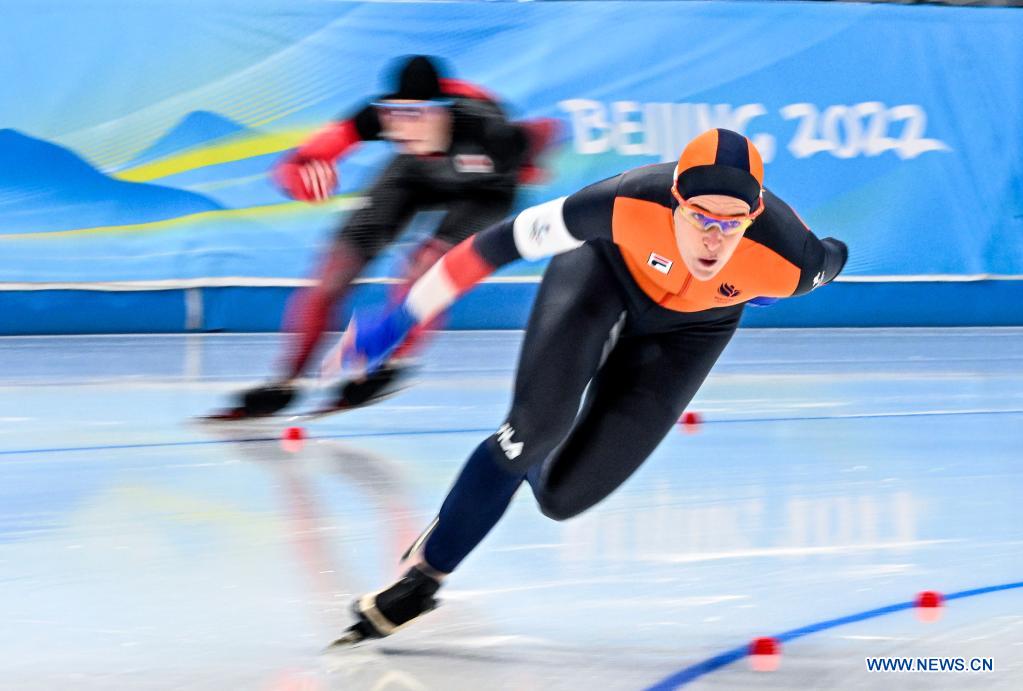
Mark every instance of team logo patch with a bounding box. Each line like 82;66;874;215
718;283;742;299
647;252;673;274
496;423;523;460
530;218;550;244
453;154;495;173
812;270;826;289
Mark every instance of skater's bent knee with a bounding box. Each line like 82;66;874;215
535;492;583;522
336;231;388;262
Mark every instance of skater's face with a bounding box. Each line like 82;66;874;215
673;194;751;281
377;100;452;155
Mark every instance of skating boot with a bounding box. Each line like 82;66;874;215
327;361;414;412
328;566;441;648
203;382;297;420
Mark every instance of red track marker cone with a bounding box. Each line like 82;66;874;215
749;636;781;671
678;410;703;433
915;590;943;623
281;426;306;453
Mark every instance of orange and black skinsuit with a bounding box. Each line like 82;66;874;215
332;129;848;643
411;162;848;574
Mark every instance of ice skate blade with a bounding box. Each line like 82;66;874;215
194;410;258;423
191;413;294;432
330;379;413;411
324;628;370;651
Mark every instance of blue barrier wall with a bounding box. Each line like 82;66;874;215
3;282;1021;335
1;1;1021;332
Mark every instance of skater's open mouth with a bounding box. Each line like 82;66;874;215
698;258;717;267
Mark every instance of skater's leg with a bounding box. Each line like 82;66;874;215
420;438;524;574
315;235;448;410
280;238;368;380
211;158;428;419
326;192;516;408
529;316;740;520
417;244;628;573
339;246;627;642
281;155;423;380
210;240;368;419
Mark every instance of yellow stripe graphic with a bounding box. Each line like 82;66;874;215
0;196;360;241
115;128;317;183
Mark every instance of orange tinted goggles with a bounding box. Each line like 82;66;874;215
671;185;765;236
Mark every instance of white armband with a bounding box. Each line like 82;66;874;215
511;197;583;261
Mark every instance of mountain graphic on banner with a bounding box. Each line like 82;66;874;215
0;129;222;235
124;111;250;168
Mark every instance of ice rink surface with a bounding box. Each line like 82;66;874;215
1;328;1021;690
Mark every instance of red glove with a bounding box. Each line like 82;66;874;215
273;119;361;203
274;157;338;203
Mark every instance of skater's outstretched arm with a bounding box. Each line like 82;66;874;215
340;177;620;371
272;105;381;203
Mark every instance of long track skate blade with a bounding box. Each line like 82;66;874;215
192;412;291;429
324;628;369;651
297;383;414;420
195;410;255;423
